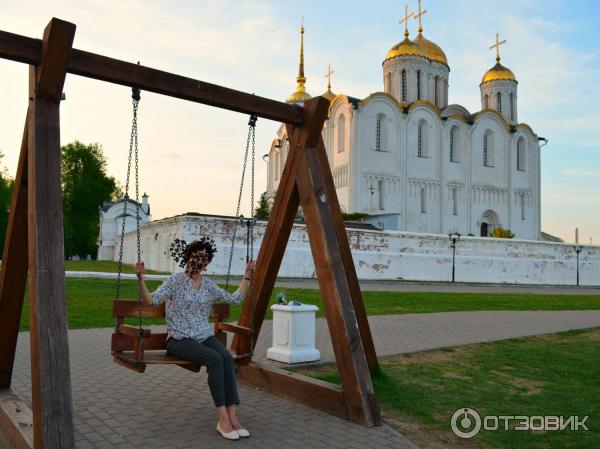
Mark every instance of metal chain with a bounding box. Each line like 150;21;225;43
115;87;144;352
225;114;257;289
116;88;140;301
249;121;256;261
132;87;143;348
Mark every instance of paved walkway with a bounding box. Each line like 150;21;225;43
3;310;600;449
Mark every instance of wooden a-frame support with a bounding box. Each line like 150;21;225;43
0;17;380;449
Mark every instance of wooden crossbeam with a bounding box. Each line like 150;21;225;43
237;362;348;419
27;18;75;449
0;27;304;125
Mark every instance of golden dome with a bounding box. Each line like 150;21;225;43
321;88;335;102
413;33;448;66
385;37;428;61
482;62;517;84
288;88;312;103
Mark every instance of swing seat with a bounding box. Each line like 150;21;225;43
111;300;254;373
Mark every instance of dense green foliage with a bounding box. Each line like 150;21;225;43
255;191;270;219
61;141;119;259
0;152;14;254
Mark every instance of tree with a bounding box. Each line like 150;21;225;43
0;151;14;255
61;141;119;259
255;192;270;219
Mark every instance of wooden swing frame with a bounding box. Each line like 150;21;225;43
0;18;381;449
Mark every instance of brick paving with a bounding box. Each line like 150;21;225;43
3;310;600;449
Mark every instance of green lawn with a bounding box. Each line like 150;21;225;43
64;260;168;274
296;328;600;449
16;278;600;331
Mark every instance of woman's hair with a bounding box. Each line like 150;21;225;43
169;237;217;270
183;238;217;264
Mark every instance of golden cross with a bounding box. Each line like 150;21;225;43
399;4;414;38
489;32;507;63
325;64;334;90
414;0;427;34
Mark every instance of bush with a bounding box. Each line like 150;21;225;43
491;227;515;239
342;212;370;221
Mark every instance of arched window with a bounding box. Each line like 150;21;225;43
375;113;387;151
420;187;426;213
434;76;439;106
417;70;422;100
496;92;502;113
517;137;526;171
449;126;459;162
484;94;489;109
452;188;458;215
483;130;494;167
273;151;280;180
417;120;427;157
386;72;391;92
337;115;345;152
280;141;287;174
401;69;407;102
520;193;526;220
378;180;385;210
510;93;515;121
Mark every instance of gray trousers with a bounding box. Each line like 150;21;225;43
166;336;240;407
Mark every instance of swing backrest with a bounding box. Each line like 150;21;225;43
111;300;232;353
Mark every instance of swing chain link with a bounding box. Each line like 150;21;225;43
249;115;256;262
115;87;144;352
225;114;257;289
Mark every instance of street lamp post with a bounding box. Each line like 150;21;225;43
575;245;582;286
449;233;460;283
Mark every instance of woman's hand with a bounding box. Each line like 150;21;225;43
243;260;256;281
133;261;145;280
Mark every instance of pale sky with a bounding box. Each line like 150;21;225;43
0;0;598;244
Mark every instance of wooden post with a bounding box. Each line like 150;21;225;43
292;97;380;426
231;120;303;357
0;116;30;388
27;18;75;449
234;97;381;426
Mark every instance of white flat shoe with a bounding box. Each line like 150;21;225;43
235;428;250;438
217;422;239;440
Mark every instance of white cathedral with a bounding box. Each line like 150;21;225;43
266;5;542;240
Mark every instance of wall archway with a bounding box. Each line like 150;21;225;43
480;209;500;237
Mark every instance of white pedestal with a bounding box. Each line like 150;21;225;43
267;303;320;364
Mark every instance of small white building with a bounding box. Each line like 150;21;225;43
267;9;542;240
97;194;151;260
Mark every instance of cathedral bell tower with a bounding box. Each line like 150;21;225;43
480;33;518;124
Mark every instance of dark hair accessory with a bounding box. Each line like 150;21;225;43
169;237;218;272
169;238;188;268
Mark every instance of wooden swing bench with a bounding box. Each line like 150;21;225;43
111;300;254;373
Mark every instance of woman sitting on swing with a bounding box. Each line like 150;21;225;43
133;237;255;441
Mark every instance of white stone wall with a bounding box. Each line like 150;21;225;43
118;215;600;286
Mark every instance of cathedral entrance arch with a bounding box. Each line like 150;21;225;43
480;209;500;237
